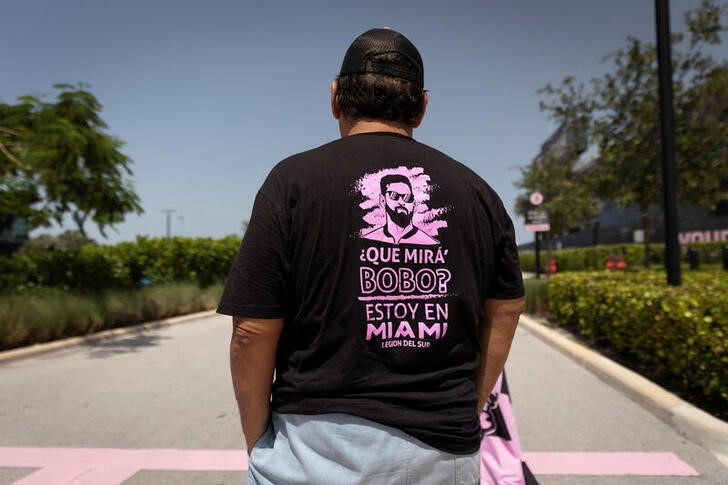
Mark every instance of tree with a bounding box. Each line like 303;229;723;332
0;83;143;237
19;229;95;253
514;132;601;238
534;0;727;265
517;78;600;239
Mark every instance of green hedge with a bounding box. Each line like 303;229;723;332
0;236;241;292
520;241;727;273
548;271;728;415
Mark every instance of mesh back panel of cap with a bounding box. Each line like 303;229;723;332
339;29;423;86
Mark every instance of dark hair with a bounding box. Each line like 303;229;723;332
380;174;412;194
336;52;426;126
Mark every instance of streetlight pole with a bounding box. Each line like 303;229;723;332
162;209;176;238
655;0;681;286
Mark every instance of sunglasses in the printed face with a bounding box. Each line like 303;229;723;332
386;191;415;203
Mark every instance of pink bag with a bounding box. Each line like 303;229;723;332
480;371;538;485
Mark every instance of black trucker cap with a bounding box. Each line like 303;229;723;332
339;28;424;87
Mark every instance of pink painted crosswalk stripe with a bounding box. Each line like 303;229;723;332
0;448;247;485
524;452;699;476
0;448;698;484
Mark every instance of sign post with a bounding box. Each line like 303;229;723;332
525;192;550;279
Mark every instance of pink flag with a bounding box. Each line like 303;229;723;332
480;371;538;485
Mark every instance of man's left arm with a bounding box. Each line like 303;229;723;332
474;200;525;410
475;297;524;412
229;316;283;454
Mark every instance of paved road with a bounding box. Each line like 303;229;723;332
507;325;726;484
0;313;243;484
0;313;726;484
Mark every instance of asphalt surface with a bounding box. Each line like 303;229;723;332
507;324;727;484
0;313;726;484
0;313;243;484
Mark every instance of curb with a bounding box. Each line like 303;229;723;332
0;309;219;365
519;314;728;468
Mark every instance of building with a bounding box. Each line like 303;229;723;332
0;216;29;254
550;201;728;250
518;124;728;251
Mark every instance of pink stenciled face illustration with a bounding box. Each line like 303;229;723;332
380;181;415;228
354;166;450;240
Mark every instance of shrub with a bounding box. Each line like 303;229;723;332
0;236;241;292
520;252;535;273
549;271;728;416
519;241;727;273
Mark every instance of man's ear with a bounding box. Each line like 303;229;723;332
379;193;386;207
331;80;341;120
412;91;428;128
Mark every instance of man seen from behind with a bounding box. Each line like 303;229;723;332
218;27;525;484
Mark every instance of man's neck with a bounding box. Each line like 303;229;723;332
339;119;412;138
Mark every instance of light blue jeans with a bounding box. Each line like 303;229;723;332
247;412;479;485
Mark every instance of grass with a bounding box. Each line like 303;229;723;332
523;276;550;317
0;284;223;351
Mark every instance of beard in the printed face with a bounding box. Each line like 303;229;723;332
387;203;413;229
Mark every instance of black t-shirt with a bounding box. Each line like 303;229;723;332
218;132;524;454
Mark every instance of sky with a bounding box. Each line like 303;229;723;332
1;0;718;245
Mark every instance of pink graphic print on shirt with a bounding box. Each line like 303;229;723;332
353;166;454;351
354;166;449;246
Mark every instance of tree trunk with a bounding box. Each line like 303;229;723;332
72;212;88;238
641;205;651;268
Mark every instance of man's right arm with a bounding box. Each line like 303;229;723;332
475;297;524;412
230;316;283;454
